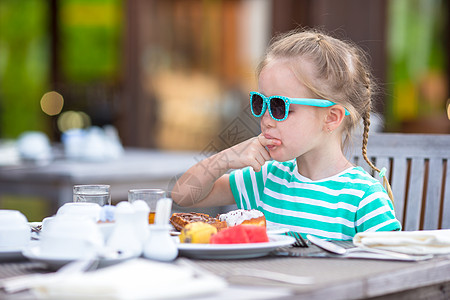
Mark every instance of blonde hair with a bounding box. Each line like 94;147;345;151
257;28;394;204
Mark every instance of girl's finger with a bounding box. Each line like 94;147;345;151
260;146;271;161
251;161;263;173
254;153;267;168
257;134;270;146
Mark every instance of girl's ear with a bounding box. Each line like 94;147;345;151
323;106;346;133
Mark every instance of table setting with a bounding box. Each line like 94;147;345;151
2;184;450;299
0;186;231;299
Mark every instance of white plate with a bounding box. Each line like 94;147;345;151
176;235;295;259
22;245;137;269
266;224;289;235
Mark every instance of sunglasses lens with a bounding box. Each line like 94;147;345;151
270;98;286;120
251;94;264;116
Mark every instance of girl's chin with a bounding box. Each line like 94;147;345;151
269;149;297;162
268;148;285;161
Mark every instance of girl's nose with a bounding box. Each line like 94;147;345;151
261;110;275;128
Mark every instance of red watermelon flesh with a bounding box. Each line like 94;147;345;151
242;225;269;243
210;225;268;244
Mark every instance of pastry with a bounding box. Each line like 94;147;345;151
218;209;266;227
170;212;227;232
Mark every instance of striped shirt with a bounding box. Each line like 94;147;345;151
229;160;401;240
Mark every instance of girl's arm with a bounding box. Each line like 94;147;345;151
171;135;278;207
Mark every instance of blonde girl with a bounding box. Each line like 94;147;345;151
172;28;401;240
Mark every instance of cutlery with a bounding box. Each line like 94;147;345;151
286;231;308;247
226;267;314;285
306;234;433;261
177;258;313;285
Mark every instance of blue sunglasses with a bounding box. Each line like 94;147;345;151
250;91;350;121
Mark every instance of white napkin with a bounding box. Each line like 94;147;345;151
353;229;450;255
33;259;227;300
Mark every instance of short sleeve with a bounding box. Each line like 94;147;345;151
355;183;402;233
229;163;268;210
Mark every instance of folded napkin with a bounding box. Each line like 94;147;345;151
33;259;227;300
353;230;450;255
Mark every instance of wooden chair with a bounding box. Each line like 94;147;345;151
348;133;450;231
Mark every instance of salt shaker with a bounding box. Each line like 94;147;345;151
131;200;150;246
107;201;142;257
143;198;178;261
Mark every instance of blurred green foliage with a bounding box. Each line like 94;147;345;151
386;0;447;130
60;0;122;82
0;0;122;139
0;0;50;138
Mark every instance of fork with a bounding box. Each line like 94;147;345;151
286;231;308;247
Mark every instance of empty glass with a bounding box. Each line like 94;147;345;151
128;189;166;224
73;184;111;206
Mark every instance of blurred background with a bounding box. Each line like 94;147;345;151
0;0;449;219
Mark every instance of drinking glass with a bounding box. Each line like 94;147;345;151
128;189;166;224
73;184;111;206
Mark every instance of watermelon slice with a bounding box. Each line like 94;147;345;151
210;224;268;244
242;225;269;243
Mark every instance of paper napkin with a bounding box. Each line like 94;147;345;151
353;229;450;255
33;258;227;299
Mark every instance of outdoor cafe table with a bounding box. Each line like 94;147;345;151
1;250;450;299
0;148;199;213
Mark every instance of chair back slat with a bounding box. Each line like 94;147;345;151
441;162;450;229
423;158;444;230
390;157;407;225
349;133;450;231
404;158;425;231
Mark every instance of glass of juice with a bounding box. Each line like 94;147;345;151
128;189;166;224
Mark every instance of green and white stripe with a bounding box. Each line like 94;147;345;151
229;160;401;240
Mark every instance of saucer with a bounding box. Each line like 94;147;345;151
22;244;137;270
0;249;26;261
0;240;34;261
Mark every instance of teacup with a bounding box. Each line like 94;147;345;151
0;210;31;251
41;216;55;233
57;202;101;222
39;214;103;259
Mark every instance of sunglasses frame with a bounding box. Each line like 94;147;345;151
250;91;350;122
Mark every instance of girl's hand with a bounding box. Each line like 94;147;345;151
226;134;279;172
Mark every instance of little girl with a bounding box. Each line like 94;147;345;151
172;29;401;240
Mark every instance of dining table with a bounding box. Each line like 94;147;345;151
1;240;450;300
0;148;196;206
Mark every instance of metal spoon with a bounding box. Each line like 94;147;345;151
306;234;433;261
